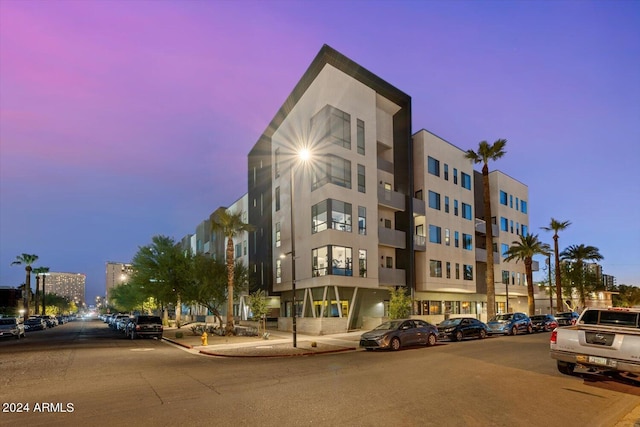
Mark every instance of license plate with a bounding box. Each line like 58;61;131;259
589;356;613;366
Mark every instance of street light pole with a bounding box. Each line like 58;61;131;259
547;252;553;315
505;280;509;313
290;162;297;348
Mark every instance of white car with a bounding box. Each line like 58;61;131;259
0;317;26;339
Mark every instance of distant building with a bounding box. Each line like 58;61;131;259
0;286;22;314
46;272;86;306
105;262;133;305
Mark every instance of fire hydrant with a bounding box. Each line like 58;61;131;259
201;331;208;346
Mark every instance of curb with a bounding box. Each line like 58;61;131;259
162;337;193;349
198;346;357;358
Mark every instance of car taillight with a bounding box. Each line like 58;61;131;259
550;330;557;344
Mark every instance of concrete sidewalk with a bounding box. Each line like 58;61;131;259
161;327;362;357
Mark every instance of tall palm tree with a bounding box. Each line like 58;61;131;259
465;139;507;320
210;209;254;335
503;234;551;316
33;266;50;315
560;244;604;308
542;218;571;312
11;254;39;319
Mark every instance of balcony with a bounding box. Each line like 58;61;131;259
377;158;393;174
475;247;500;264
378;227;406;249
378;186;405;211
378;267;406;286
413;197;425;217
414;234;426;251
475;218;499;237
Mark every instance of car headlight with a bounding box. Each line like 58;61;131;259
444;328;454;333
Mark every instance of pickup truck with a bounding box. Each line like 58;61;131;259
550;307;640;376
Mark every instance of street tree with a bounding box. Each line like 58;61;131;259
33;266;49;315
560;244;604;308
210;209;254;335
11;253;39;318
388;287;411;319
503;234;551;315
465;139;507;320
248;290;270;333
542;218;571;312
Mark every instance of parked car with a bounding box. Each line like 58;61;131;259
555;311;579;326
110;314;131;330
0;317;26;339
24;317;47;331
115;315;132;333
530;314;558;332
486;312;533;335
127;315;163;339
360;319;438;351
437;317;489;341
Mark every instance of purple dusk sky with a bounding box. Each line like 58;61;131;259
1;1;638;304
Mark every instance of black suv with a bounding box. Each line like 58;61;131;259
127;315;163;339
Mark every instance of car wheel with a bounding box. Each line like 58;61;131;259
479;329;487;339
390;337;401;351
365;348;373;351
15;333;20;340
156;334;162;340
527;325;533;334
455;331;463;342
427;333;437;346
557;361;576;376
511;326;518;336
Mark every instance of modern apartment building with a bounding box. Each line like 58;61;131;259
105;262;133;305
46;272;86;306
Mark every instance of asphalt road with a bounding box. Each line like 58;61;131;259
0;320;638;427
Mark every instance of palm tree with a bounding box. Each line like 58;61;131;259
33;266;49;315
503;234;551;315
560;244;604;308
210;209;254;335
465;139;507;320
542;218;571;312
11;254;39;318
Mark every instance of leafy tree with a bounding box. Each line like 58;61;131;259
130;235;192;320
613;285;640;307
248;290;270;333
186;254;228;326
503;234;551;315
560;244;604;308
110;282;147;313
43;293;71;315
388;287;411;319
542;218;571;312
210;209;254;335
11;253;39;318
465;139;507;320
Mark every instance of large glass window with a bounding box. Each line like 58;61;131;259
462;203;472;220
312;155;351;190
312;245;352;277
430;260;442;278
357;119;365;155
359;249;367;277
428;191;441;210
461;172;471;190
275;222;281;247
500;190;508;206
427;156;440;177
500;217;508;231
275;259;282;283
429;225;442;244
358;206;366;235
312;199;351;233
444;196;450;213
311;105;351;149
311;200;327;233
274;148;280;178
357;164;366;193
521;200;528;214
463;233;473;250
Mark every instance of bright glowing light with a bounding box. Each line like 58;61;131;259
298;148;310;161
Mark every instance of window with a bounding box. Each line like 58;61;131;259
384;218;392;229
521;200;528;214
510;195;513;208
461;172;471;190
312;105;351;149
357;164;365;193
312;155;351;190
463;233;473;250
500;217;508;232
275;222;281;247
446;262;451;279
430;260;442;278
386;256;393;268
358;206;366;235
235;243;242;259
455;263;460;279
462;203;472;220
521;224;528;236
427;156;440;177
502;270;509;284
429;225;442;244
444;164;449;181
516;222;520;235
510;220;514;233
444;196;450;213
454;200;459;216
312;245;352;277
275;259;282;283
415;189;423;200
274;148;280;178
454;231;459;248
331;200;352;232
357;119;365;155
359;249;367;277
453;168;458;185
311;200;327;233
500;191;508;206
515;197;519;211
445;228;450;246
501;244;509;258
428;191;441;210
275;186;280;211
463;264;473;280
